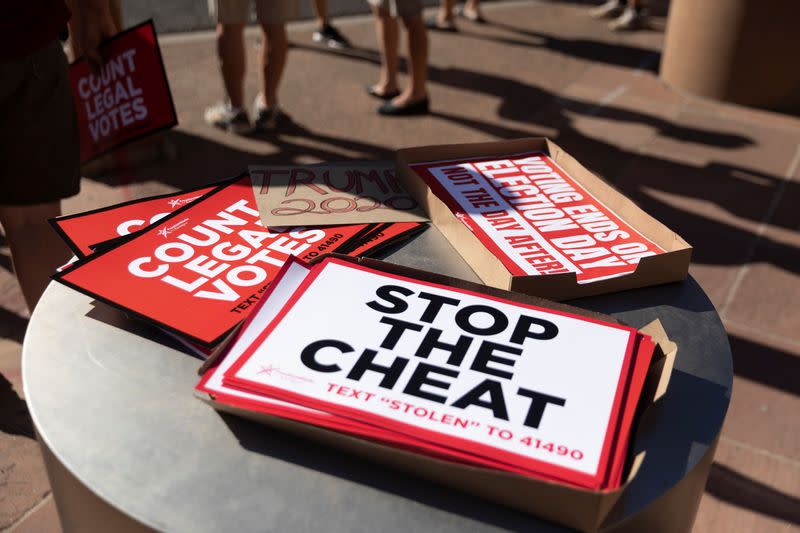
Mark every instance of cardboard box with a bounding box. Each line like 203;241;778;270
197;255;676;532
395;138;692;300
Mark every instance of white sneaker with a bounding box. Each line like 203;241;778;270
253;95;283;132
204;103;251;134
590;0;624;19
609;7;642;31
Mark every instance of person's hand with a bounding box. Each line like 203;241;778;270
72;0;118;72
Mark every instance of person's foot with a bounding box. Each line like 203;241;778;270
378;95;430;116
590;0;624;19
367;84;401;100
609;6;643;31
203;103;251;134
312;24;350;49
425;17;458;32
456;4;487;23
253;96;284;131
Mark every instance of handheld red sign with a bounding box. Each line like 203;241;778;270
69;20;177;163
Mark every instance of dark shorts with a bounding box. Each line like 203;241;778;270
0;40;80;206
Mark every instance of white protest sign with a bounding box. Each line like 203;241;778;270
226;258;636;487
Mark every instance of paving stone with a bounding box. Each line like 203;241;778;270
695;438;800;533
7;495;62;533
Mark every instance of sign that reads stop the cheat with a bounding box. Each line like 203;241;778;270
69;20;177;163
224;257;640;488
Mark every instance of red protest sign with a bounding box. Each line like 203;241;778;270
345;222;428;257
69;20;177;163
53;176;346;346
410;152;664;284
50;182;220;258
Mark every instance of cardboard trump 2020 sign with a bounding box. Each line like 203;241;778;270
69;20;177;163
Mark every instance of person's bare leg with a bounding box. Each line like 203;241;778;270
217;23;246;108
312;0;329;27
370;5;400;96
437;0;456;27
0;203;71;312
257;23;288;108
463;0;483;21
391;15;428;105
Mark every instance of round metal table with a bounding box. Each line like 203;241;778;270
23;226;732;532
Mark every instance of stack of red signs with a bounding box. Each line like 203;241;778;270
197;255;656;490
409;152;664;284
50;175;427;354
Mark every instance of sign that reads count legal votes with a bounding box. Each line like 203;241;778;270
410;152;664;284
69;20;177;163
225;258;637;488
54;177;339;346
51;184;217;257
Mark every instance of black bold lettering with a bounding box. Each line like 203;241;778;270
379;316;424;349
300;339;352;373
346;349;408;389
414;327;473;367
403;362;458;403
470;341;521;379
455;305;508;336
510;315;559;344
366;285;414;314
417;291;461;323
517;388;566;428
451;379;509;421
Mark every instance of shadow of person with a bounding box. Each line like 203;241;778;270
0;308;27;344
456;25;663;70
0;373;35;439
706;462;800;526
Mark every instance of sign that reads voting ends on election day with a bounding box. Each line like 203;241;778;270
223;257;646;488
53;176;353;346
410;152;664;284
69;20;177;163
249;165;428;227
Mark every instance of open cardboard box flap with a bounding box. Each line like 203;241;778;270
196;254;677;532
395;138;692;300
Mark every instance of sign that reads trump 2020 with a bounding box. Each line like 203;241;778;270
69;20;177;163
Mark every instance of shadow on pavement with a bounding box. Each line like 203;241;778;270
0;307;27;344
707;462;800;526
0;373;35;440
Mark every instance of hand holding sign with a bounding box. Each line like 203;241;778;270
69;20;177;163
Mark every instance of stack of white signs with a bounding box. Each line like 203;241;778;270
197;255;656;490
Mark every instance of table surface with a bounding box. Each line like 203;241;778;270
23;226;733;532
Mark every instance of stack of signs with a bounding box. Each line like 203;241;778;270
197;256;656;490
50;175;427;354
409;152;664;284
69;20;178;164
